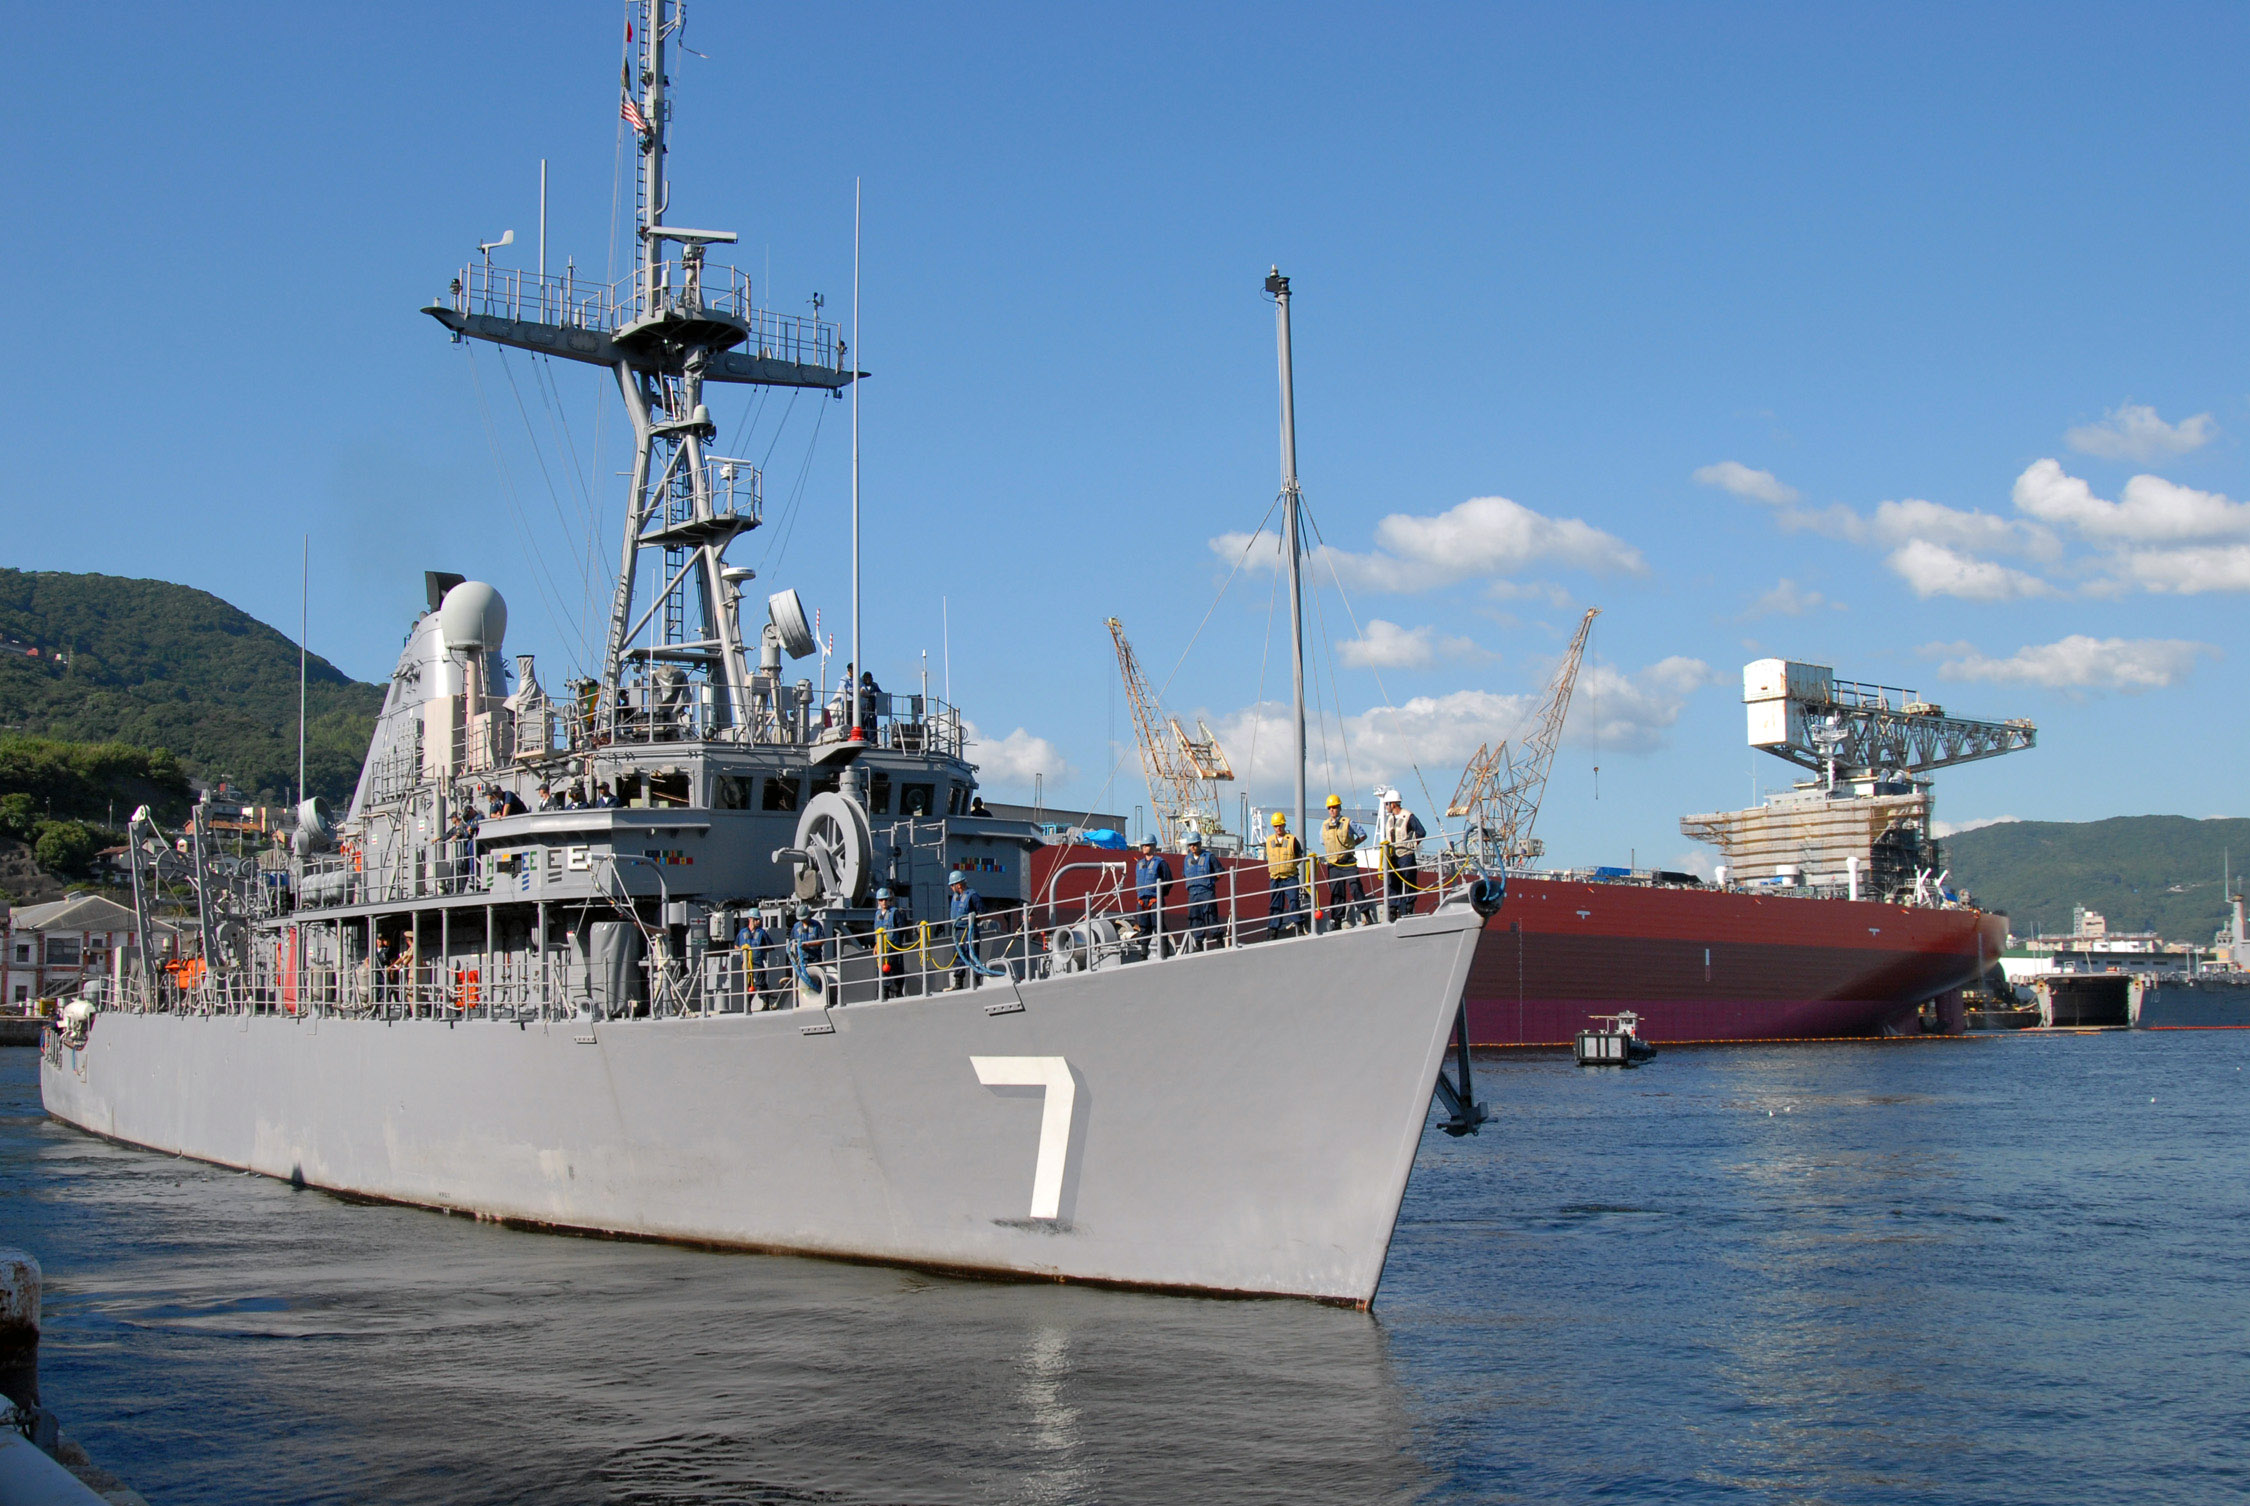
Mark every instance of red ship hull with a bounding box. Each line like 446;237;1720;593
1461;876;2004;1046
1026;847;2002;1047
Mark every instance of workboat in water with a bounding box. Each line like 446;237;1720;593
39;1;1499;1308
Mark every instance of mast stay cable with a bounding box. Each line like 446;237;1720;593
462;344;583;675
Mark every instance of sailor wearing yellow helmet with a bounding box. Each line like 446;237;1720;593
1320;794;1373;928
1264;808;1307;939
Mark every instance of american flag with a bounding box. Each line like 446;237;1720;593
621;95;650;135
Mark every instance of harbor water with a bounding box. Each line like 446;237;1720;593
5;1033;2245;1504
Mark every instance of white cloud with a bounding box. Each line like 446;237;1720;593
1730;482;2058;573
1871;498;2060;560
1692;461;1800;505
2013;459;2250;546
1885;539;2057;601
1743;578;1827;618
1934;635;2217;692
1562;657;1716;753
963;719;1074;789
1211;493;1645;594
1200;655;1712;804
2064;403;2217;462
1773;501;1872;541
2109;544;2250;594
1933;815;2022;838
1337;618;1482;669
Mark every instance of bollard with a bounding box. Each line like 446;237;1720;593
0;1248;38;1414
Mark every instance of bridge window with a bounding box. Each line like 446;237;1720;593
901;783;936;818
761;777;799;812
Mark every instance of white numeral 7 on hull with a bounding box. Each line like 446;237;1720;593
970;1055;1076;1220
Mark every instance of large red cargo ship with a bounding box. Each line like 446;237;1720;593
1025;847;2002;1046
1456;873;2002;1045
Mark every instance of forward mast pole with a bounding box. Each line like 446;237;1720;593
849;179;862;745
1268;268;1307;848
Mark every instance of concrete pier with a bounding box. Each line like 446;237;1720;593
0;1249;149;1506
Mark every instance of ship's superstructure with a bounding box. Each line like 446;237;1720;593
40;0;1498;1308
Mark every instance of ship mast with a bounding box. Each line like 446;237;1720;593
422;0;854;745
1267;268;1308;844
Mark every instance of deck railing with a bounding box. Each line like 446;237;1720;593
445;260;846;374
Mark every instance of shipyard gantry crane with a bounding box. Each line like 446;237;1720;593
1737;658;2036;784
1107;616;1235;849
1448;607;1598;869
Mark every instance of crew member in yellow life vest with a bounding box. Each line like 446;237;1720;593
1265;810;1306;939
1320;794;1373;928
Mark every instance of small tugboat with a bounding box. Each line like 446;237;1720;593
1573;1011;1657;1067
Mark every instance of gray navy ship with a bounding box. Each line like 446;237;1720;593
40;0;1498;1307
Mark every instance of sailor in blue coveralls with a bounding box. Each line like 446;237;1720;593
789;906;827;1001
738;913;782;1009
1181;833;1222;949
1133;836;1174;956
947;869;984;989
871;887;912;998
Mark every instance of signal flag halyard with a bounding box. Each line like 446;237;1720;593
620;19;648;137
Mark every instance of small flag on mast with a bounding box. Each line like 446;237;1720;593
621;95;650;135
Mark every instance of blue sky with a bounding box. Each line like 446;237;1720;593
5;3;2245;867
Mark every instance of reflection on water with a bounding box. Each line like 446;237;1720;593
8;1033;2249;1503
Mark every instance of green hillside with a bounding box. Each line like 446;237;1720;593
1944;815;2250;945
0;568;384;805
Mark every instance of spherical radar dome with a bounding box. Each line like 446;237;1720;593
439;581;508;651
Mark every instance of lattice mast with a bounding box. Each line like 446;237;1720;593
422;0;854;741
1107;617;1233;848
1448;607;1599;868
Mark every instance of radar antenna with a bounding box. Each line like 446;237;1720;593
1448;607;1598;869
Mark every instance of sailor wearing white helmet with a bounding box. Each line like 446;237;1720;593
1378;788;1427;922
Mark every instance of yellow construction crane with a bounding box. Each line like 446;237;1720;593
1107;616;1235;849
1448;607;1599;869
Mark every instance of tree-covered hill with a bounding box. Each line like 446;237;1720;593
1944;815;2250;945
0;568;384;805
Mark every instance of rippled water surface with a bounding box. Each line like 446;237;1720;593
5;1032;2247;1504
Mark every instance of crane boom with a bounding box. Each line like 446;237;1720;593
1745;658;2034;781
1107;617;1233;848
1448;607;1598;868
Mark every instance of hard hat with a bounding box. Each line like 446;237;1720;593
947;869;967;886
1270;811;1287;826
1325;794;1342;807
875;887;893;901
1381;787;1402;803
1184;833;1203;845
1140;835;1157;847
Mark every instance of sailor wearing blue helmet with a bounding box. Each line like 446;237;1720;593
947;868;984;989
